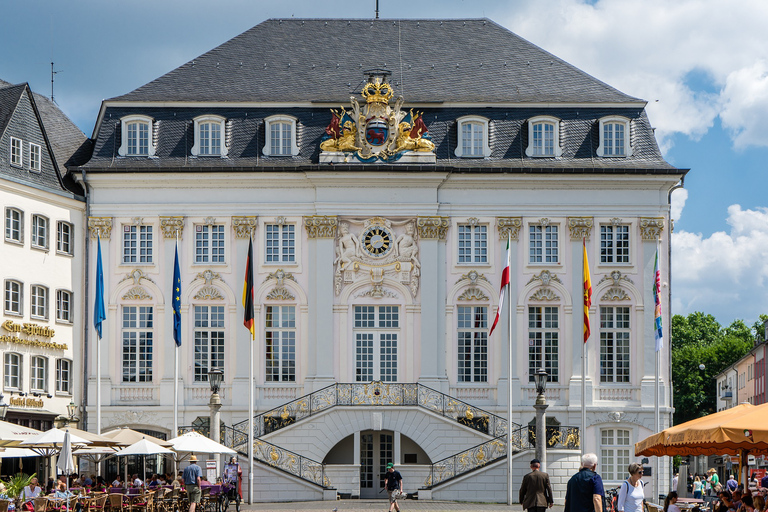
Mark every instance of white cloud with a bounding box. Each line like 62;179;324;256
720;60;768;149
670;188;688;223
672;205;768;323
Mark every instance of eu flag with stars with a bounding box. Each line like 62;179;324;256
94;235;106;339
172;243;182;347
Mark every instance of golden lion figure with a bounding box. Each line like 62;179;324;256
393;112;435;153
320;119;361;152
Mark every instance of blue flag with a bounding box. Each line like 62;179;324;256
94;235;106;339
172;243;182;347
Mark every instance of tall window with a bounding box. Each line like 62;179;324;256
4;353;21;389
56;359;71;394
10;137;22;166
127;120;150;155
458;224;488;264
601;429;631;481
198;121;221;155
600;225;630;264
528;306;559;382
31;356;47;392
529;224;558;263
122;306;154;382
270;122;292;155
31;215;48;249
195;224;225;263
5;208;23;243
457;306;488;382
526;117;562;157
454;116;491;158
29;143;41;171
194;305;225;382
31;285;48;319
56;290;72;323
265;224;295;263
354;305;399;382
4;280;22;315
57;221;73;255
123;225;153;264
600;307;630;383
598;117;632;157
265;305;296;382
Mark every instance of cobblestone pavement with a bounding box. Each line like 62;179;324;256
241;499;566;511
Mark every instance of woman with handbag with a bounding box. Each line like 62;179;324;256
617;463;646;512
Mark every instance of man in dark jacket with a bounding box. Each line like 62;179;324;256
520;458;554;512
564;453;605;512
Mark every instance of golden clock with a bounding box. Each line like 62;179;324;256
362;226;393;257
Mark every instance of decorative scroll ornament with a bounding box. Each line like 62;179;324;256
466;217;480;226
266;287;295;301
194;286;224;300
417;216;449;240
131;217;144;226
597;270;634;287
334;218;420;297
264;269;297;300
160;216;184;239
196;270;221;285
232;216;257;239
610;217;623;226
88;217;113;240
304;215;338;239
455;270;489;286
119;268;156;286
123;286;152;300
497;217;522;241
527;270;562;286
458;287;489;301
264;269;296;286
203;216;216;226
601;288;630;301
568;217;594;241
319;70;435;164
640;217;665;241
539;218;551;227
530;288;560;301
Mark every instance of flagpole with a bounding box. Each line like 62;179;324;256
654;240;661;499
246;235;255;504
581;237;591;455
174;235;179;441
95;234;104;436
506;233;513;506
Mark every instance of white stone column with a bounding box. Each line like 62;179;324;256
496;217;522;409
231;217;257;408
394;431;401;465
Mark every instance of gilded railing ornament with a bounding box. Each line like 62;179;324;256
304;215;338;239
88;217;113;240
160;216;185;239
568;217;594;241
417;216;449;240
232;216;257;239
640;217;665;241
496;217;522;241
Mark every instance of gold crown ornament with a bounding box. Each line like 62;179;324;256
361;78;394;104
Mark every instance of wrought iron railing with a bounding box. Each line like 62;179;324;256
513;424;582;450
251;438;331;488
231;381;517;439
423;435;508;487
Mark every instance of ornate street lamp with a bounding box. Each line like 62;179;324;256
208;368;223;443
67;399;77;421
0;394;9;420
533;368;549;471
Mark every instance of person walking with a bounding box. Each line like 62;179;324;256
727;475;738;492
617;463;645;512
519;458;554;512
693;476;703;499
183;455;203;512
707;468;721;496
384;463;403;512
564;453;605;512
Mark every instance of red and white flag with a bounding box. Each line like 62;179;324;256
489;236;511;337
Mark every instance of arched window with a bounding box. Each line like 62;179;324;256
118;115;156;157
526;116;562;157
263;115;300;156
4;353;22;389
5;207;23;243
56;359;72;394
31;356;48;392
454;116;491;158
597;116;632;157
191;115;227;157
4;279;23;315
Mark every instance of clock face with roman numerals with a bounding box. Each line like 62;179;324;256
362;226;393;257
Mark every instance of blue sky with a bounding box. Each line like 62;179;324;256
2;0;767;327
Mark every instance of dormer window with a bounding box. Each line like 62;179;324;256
526;116;562;157
118;115;155;157
597;117;633;157
263;115;300;156
454;116;491;158
191;115;228;157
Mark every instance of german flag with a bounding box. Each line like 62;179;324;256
242;238;255;340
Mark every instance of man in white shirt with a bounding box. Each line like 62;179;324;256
132;474;143;488
21;477;42;504
672;474;679;492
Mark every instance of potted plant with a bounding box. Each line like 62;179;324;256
1;473;35;510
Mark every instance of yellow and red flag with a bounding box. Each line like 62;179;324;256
583;239;592;343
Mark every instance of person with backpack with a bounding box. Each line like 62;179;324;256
617;463;645;512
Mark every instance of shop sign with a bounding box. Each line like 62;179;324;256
1;320;67;350
9;396;44;408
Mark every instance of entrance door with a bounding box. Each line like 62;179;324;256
359;430;394;498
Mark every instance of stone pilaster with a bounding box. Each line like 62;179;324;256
88;217;113;240
232;216;258;239
160;216;185;240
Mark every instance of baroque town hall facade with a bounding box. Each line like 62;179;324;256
74;18;684;502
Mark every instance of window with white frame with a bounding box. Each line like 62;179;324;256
191;116;227;157
57;221;73;255
601;429;631;481
122;305;153;382
597;117;632;157
454;116;491;158
4;353;21;389
31;215;48;249
10;137;22;167
263;115;300;156
265;305;296;382
56;359;71;394
528;306;559;382
457;306;488;382
195;224;225;264
529;224;558;264
458;224;488;264
194;305;225;382
600;306;630;383
122;224;153;264
265;224;295;263
30;285;48;319
5;208;23;243
526;116;562;157
56;290;72;323
4;280;22;315
354;305;399;382
29;143;41;172
31;356;47;392
118;115;155;157
600;224;630;264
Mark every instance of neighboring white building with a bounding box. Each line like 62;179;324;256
75;19;684;502
0;79;88;476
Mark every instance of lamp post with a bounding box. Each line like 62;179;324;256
66;399;78;426
208;368;223;443
0;394;9;420
534;368;549;471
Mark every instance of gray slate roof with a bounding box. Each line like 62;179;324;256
112;18;642;104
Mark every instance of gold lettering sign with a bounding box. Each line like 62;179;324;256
9;397;44;408
1;320;67;350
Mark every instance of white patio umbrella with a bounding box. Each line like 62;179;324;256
56;430;75;512
113;438;174;484
0;420;41;447
167;431;236;457
21;427;90;481
0;447;38;457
